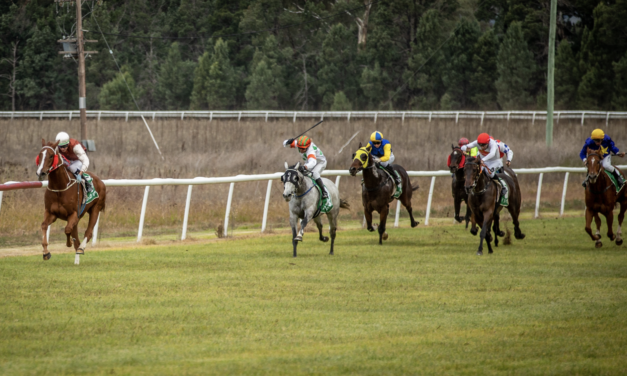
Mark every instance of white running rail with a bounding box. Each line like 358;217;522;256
2;110;627;126
2;166;623;245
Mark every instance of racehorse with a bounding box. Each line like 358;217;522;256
36;139;106;260
463;156;525;255
448;145;472;228
583;149;627;247
282;162;349;257
348;143;419;245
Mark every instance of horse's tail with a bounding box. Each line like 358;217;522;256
340;198;350;210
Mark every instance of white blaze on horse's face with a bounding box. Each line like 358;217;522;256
282;170;296;201
36;149;47;177
588;156;599;183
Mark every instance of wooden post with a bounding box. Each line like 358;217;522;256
546;0;557;147
76;0;87;141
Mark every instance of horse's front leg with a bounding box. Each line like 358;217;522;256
477;209;494;256
453;194;463;223
289;214;299;257
585;208;600;243
605;209;616;241
464;202;471;229
79;205;101;254
314;216;329;242
41;210;57;260
365;206;375;232
378;204;390;245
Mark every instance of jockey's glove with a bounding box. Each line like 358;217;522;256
286;138;294;145
372;156;381;163
583;158;587;165
75;173;82;183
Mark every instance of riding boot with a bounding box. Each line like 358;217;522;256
382;164;403;198
315;178;333;212
613;170;625;186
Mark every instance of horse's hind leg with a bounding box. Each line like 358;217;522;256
314;216;329;242
79;206;101;253
327;213;338;255
401;195;419;228
377;205;390;245
41;211;57;260
71;225;82;254
464;202;471;229
65;212;80;250
509;206;525;240
616;202;626;245
604;209;616;241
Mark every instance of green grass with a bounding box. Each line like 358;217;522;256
1;217;627;375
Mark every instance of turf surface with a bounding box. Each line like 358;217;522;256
1;217;626;375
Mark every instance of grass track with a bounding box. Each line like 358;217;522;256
1;217;627;375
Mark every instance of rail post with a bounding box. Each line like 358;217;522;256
335;176;341;190
92;213;100;245
181;185;193;240
261;180;272;233
0;191;3;215
425;176;436;225
137;186;150;242
560;172;569;217
535;173;543;218
224;182;235;237
394;199;401;228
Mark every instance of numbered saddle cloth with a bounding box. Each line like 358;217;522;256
377;165;403;199
494;177;509;207
81;173;99;205
604;169;625;192
310;177;333;217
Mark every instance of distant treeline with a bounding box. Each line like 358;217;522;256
1;0;626;112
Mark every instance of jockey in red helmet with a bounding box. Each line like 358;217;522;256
462;133;513;177
283;135;332;210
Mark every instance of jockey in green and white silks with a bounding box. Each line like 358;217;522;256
283;135;333;211
368;131;402;196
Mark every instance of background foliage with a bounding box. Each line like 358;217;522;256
1;0;627;112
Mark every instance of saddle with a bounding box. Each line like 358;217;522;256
376;165;403;199
604;169;625;192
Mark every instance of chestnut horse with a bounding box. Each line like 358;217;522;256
36;139;106;260
448;145;472;228
463;156;525;255
583;149;627;247
349;143;419;244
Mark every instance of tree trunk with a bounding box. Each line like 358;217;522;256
355;1;372;49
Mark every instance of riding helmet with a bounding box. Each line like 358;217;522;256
458;137;469;146
370;131;383;142
591;129;605;140
477;133;491;144
297;135;311;149
55;132;70;146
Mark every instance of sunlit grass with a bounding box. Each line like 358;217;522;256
1;217;626;375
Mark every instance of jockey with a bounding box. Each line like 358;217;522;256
367;131;402;187
580;129;625;186
462;133;513;198
283;135;332;210
458;138;478;157
55;132;92;192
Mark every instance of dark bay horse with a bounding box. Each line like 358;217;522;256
583;149;627;247
463;156;525;255
448;145;472;228
36;139;107;260
349;143;419;244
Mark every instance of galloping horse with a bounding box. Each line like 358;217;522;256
463;156;525;255
583;149;627;247
448;145;472;228
282;162;349;257
349;143;419;244
36;139;106;260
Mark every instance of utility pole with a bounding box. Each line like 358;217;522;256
56;0;98;151
546;0;558;147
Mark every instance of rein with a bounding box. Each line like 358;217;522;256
584;152;614;195
283;168;315;198
465;162;491;195
38;146;77;192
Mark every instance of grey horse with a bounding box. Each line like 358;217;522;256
281;162;350;257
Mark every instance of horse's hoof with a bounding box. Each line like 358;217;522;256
411;221;419;228
76;248;85;255
608;234;616;241
515;233;526;240
476;251;483;256
382;233;388;240
497;231;505;237
329;251;334;256
616;239;623;246
488;250;493;254
470;229;478;236
320;236;329;242
43;253;51;260
595;241;603;248
294;236;302;242
454;216;462;223
367;227;375;232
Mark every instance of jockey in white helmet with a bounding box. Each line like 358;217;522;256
55;132;92;192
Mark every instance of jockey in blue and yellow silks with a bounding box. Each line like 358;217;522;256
367;131;402;187
580;129;625;186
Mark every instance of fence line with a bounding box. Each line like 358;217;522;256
2;110;627;126
2;166;622;246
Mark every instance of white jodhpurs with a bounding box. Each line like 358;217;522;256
67;160;83;174
310;160;327;179
601;155;614;173
379;153;395;167
482;158;503;178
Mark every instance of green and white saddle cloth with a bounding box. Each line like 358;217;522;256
604;169;625;192
81;173;99;205
310;177;333;215
495;176;509;207
377;165;403;199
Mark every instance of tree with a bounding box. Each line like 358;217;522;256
245;35;287;110
331;91;352;111
98;66;141;110
495;22;536;110
612;52;627;110
470;29;499;110
442;18;481;109
361;62;391;109
554;40;579;109
190;38;237;110
156;42;196;110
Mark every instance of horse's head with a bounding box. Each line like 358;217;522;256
448;144;466;173
586;148;603;184
463;156;482;194
349;142;372;176
281;162;305;201
36;139;61;181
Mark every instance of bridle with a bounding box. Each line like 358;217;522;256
37;146;77;192
282;168;315;198
584;151;613;193
465;161;490;195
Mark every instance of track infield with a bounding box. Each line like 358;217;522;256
1;217;626;375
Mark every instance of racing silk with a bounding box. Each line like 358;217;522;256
368;139;392;162
59;138;89;172
579;135;619;160
495;140;513;162
464;139;513;162
283;139;327;170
